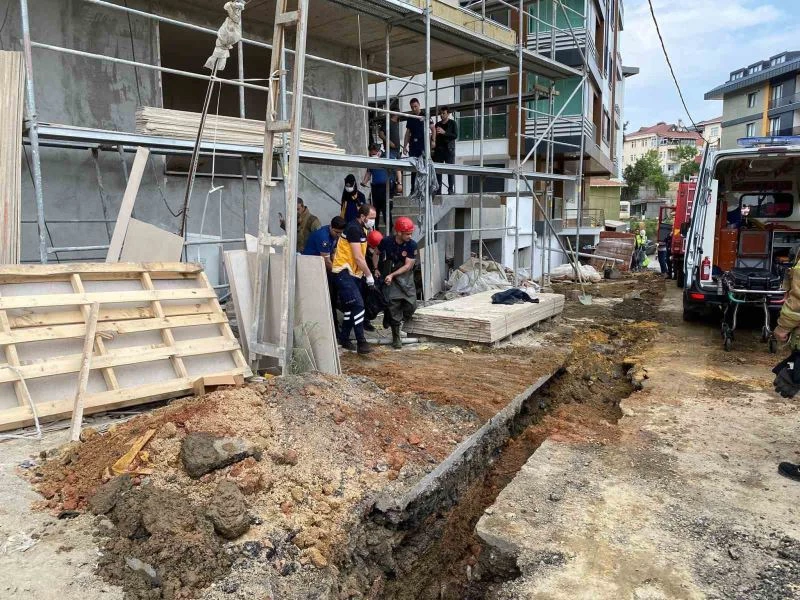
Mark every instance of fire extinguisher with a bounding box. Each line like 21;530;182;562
700;256;712;281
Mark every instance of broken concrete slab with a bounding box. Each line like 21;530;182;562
180;432;257;479
206;480;250;540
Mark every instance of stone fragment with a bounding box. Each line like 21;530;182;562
79;427;100;442
207;480;250;540
180;433;256;479
89;475;133;515
307;546;328;568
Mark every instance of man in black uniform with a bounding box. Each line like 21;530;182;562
372;216;417;349
433;106;458;194
403;98;427;192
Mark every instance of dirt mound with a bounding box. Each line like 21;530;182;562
96;485;231;600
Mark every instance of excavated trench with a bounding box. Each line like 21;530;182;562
337;313;657;599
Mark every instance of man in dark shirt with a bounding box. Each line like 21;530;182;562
433;106;458;194
361;143;390;230
303;216;346;336
403;98;428;192
340;173;367;223
378;108;402;196
372;216;417;349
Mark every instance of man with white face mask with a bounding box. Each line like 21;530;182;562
340;174;367;223
332;203;377;354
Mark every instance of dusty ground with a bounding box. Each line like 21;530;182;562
476;283;800;599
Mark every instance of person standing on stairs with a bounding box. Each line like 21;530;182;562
332;204;377;354
361;143;390;230
372;216;417;349
340;174;367;223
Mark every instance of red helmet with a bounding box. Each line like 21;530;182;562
367;230;383;248
395;216;415;234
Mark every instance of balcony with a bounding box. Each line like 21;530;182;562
525;115;594;141
527;27;588;55
459;113;508;141
770;92;800;110
773;126;800;136
559;208;606;233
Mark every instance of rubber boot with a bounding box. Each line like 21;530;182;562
391;325;402;349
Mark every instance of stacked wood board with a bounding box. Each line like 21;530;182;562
0;263;251;432
408;0;516;46
403;291;564;343
0;51;25;264
136;107;344;154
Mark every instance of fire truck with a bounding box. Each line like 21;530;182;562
656;178;697;287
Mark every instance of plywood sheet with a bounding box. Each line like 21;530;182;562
120;219;184;263
404;291;565;343
0;51;24;264
0;263;250;431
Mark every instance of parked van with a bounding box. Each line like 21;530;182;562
683;137;800;335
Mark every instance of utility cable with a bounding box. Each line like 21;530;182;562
647;0;708;144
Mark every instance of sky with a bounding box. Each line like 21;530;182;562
620;0;800;132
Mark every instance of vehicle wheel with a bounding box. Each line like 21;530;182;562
761;327;770;342
683;305;696;322
724;336;732;352
769;338;778;354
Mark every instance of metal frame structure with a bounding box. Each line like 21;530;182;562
17;0;600;369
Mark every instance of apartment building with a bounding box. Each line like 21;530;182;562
622;122;702;177
692;116;722;150
370;0;632;273
705;51;800;149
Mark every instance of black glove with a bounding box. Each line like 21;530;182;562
773;352;800;398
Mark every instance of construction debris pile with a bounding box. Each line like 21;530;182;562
26;372;480;598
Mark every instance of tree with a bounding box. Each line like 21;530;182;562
674;144;699;181
623;150;667;200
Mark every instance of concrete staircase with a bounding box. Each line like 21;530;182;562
390;193;503;244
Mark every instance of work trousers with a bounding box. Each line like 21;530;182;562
335;271;366;343
657;249;673;278
371;183;388;230
434;149;456;194
327;273;339;336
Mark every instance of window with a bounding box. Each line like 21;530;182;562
710;126;720;138
467;163;505;194
731;71;744;81
769;117;781;136
740;192;793;219
602;109;610;143
459;79;508;141
772;84;783;103
749;64;762;74
745;122;756;137
747;91;758;108
771;55;786;66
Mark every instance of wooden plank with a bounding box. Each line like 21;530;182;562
0;262;202;277
0;313;227;345
196;271;250;372
0;52;24;264
0;337;243;384
8;302;215;329
120;219;185;263
140;271;188;380
106;147;151;262
0;289;27;406
295;255;340;375
70;273;119;392
0;368;250;432
0;287;217;310
69;302;99;442
223;250;254;362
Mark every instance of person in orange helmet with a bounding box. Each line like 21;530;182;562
372;216;417;349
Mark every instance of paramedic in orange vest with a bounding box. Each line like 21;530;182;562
332;204;376;355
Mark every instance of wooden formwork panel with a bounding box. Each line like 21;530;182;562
0;263;251;432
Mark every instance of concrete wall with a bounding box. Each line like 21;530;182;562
8;0;365;266
587;185;621;221
720;83;763;149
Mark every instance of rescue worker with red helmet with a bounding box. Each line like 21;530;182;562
372;216;418;349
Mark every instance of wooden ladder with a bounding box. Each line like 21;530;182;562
250;0;309;374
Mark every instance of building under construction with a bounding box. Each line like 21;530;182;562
3;0;630;368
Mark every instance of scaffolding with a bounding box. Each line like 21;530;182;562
16;0;601;369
